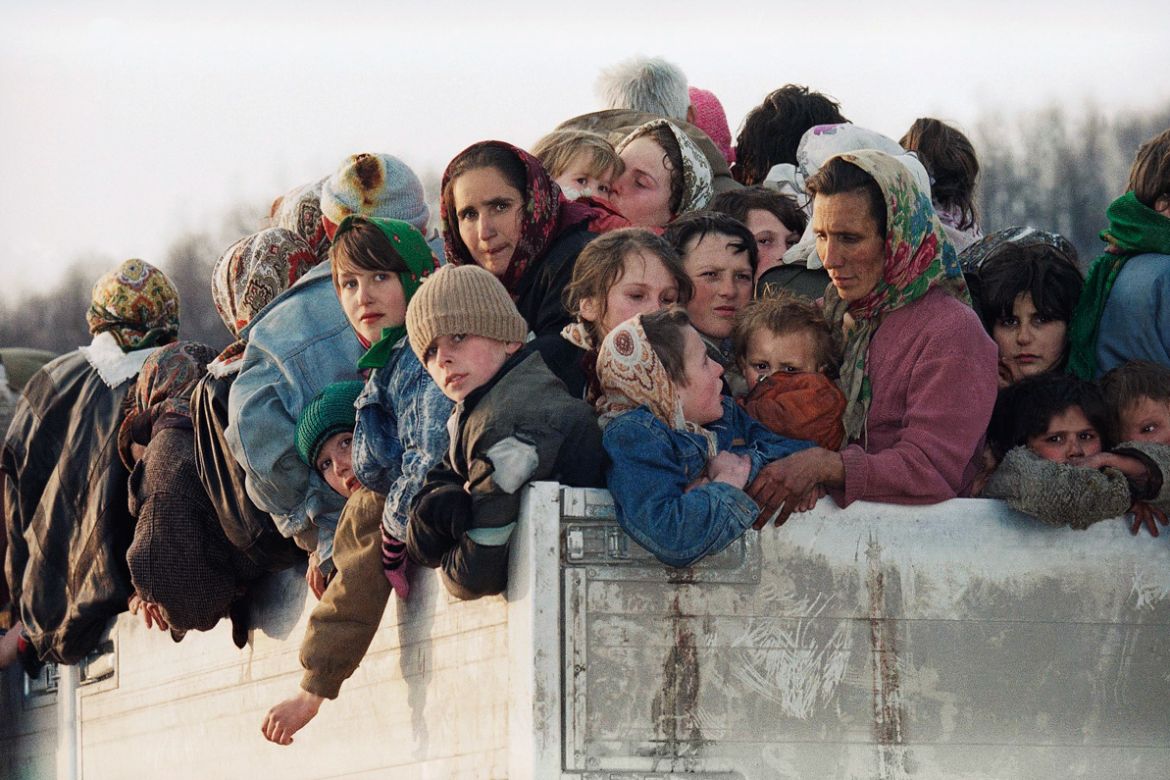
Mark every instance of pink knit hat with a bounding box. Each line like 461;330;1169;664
688;86;734;165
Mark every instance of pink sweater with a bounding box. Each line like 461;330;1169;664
835;287;998;507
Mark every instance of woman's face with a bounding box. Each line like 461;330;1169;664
812;191;885;303
610;136;674;228
992;292;1068;384
451;166;525;278
681;232;754;340
578;250;680;340
335;266;407;345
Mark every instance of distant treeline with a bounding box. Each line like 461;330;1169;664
2;103;1168;356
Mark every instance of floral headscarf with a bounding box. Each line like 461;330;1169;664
87;259;180;352
596;314;717;457
118;341;216;469
441;140;593;297
271;177;331;264
822;149;967;442
617;119;714;218
210;227;320;371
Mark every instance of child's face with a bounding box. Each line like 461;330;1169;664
1026;406;1102;463
992;292;1068;384
423;334;522;402
677;326;725;426
682;233;754;341
1119;396;1170;444
744;208;799;281
740;327;822;392
336;266;407;345
554;153;614;201
316;432;359;497
579;250;680;340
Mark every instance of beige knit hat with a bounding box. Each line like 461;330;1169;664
406;265;528;362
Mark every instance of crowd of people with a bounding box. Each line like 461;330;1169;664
1;56;1168;746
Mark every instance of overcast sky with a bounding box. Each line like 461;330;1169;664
2;0;1168;300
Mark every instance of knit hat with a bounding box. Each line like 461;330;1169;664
687;87;735;165
405;265;528;363
320;153;429;239
295;380;364;466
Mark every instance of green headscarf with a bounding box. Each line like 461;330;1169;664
1067;191;1170;379
333;215;441;370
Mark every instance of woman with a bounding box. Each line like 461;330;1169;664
609;119;714;229
441;140;596;337
968;228;1083;386
1069;128;1170;377
748;150;998;521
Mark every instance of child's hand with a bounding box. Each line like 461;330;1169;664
128;593;169;632
306;553;327;600
1129;501;1169;538
261;689;324;746
706;452;751;490
1072;452;1150;482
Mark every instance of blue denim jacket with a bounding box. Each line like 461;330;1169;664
225;261;363;563
603;397;813;568
351;340;453;540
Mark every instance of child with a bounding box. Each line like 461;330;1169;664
596;308;813;568
983;373;1170;530
1102;361;1170;446
405;264;605;599
710;186;815;294
531;128;622;201
533;228;692;400
732;293;846;451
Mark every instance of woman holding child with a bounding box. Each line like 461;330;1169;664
748;150;999;521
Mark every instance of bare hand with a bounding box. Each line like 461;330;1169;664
261;690;324;746
1073;452;1149;481
306;553;326;600
748;448;842;528
1129;501;1169;538
128;593;169;632
706;451;751;490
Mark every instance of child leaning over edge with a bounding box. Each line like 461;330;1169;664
1102;360;1170;534
405;265;605;600
596;308;813;568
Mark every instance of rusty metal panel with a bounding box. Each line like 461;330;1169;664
558;490;1170;779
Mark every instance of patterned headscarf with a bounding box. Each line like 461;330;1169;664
596;314;717;457
87;259;180;352
118;341;216;469
210;227;320;369
271;178;331;264
822;150;968;442
441;140;593;297
617;119;714;218
958;226;1077;273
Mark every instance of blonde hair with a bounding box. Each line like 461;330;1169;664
532;129;623;182
732;291;840;378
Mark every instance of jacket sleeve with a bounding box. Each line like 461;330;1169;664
1113;441;1170;513
725;400;815;481
604;414;760;568
382;372;452;540
839;317;997;506
983;447;1132;529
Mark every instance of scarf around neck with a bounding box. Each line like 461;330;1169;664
1067;191;1170;379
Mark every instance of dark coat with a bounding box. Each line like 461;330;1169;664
513;223;596;339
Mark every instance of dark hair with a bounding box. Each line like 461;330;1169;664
663;211;759;272
441;143;528;225
1127;127;1170;210
899;118;980;231
640;307;692;386
805;157;887;240
563;229;692;340
622;122;685;216
1101;360;1170;441
732;291;841;379
330;217;408;286
710;186;808;236
733;85;848;186
976;244;1083;337
986;372;1111;460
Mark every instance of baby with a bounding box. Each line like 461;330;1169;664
532;129;622;201
733;293;845;450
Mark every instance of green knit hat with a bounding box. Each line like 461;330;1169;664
405;264;528;363
295;380;364;466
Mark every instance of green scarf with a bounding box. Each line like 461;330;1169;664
1067;192;1170;378
332;215;441;370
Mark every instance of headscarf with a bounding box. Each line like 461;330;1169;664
822;150;967;442
118;341;216;470
617;119;714;218
1067;191;1170;379
86;259;180;352
596;314;718;457
958;225;1076;273
332;216;442;369
271;177;331;263
209;227;320;372
441;140;594;296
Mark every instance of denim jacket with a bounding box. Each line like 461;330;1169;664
351;339;453;540
225;261;363;563
603;397;812;568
